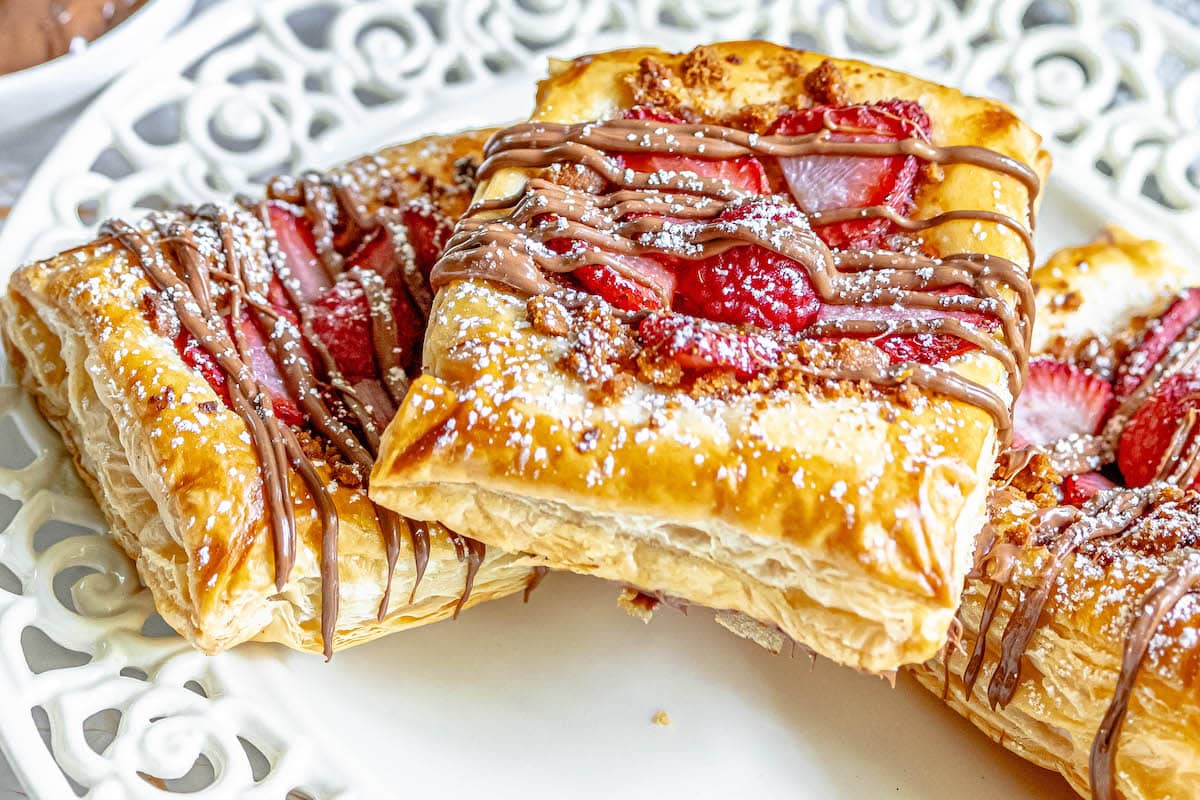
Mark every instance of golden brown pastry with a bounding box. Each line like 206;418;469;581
905;229;1200;800
371;42;1050;671
1;129;539;657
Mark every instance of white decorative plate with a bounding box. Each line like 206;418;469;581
1;1;1199;797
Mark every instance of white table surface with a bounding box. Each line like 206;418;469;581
1;0;1197;796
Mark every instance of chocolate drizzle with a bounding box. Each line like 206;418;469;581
969;480;1200;799
1089;552;1200;800
102;170;483;658
433;116;1040;441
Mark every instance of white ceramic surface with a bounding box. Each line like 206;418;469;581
0;1;1199;798
0;0;195;136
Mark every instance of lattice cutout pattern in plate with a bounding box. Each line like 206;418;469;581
0;0;1198;796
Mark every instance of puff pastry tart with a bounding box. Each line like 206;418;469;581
906;228;1200;799
371;42;1049;671
1;129;541;657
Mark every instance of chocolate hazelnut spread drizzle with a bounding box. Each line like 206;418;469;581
970;481;1200;798
102;174;484;658
1090;552;1200;800
433;117;1040;441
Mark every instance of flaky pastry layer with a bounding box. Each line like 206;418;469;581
1;130;535;655
372;42;1050;671
907;229;1200;799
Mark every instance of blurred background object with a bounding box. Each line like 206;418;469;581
0;0;194;209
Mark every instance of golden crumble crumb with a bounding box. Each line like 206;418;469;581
652;710;672;726
600;372;636;400
719;102;788;134
527;294;571;337
803;59;848;105
625;56;682;111
680;45;726;89
546;161;605;194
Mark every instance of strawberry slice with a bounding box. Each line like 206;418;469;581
1012;358;1114;448
236;315;304;426
673;200;820;333
618;151;769;195
267;203;330;303
639;312;782;378
618;106;769;195
344;227;423;368
815;286;997;365
401;199;454;277
1118;373;1200;489
176;332;229;404
309;281;378;382
574;254;678;311
1114;288;1200;402
769;100;930;250
1061;472;1117;506
174;319;303;427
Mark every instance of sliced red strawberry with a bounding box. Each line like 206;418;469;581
1114;288;1200;402
1118;373;1200;489
876;333;979;365
1061;472;1117;506
815;286;997;365
400;199;453;277
574;255;677;312
344;228;424;369
267;203;330;303
175;319;303;426
236;315;304;426
176;332;229;404
672;201;821;333
617;107;769;195
769;100;930;250
624;106;685;124
310;281;378;382
618;150;769;195
1011;358;1113;448
639;312;782;378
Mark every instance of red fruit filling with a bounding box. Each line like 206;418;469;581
672;201;820;333
561;101;989;376
618;106;769;195
639;313;781;378
769;100;930;251
1061;472;1116;507
1113;287;1200;402
267;201;329;303
1011;357;1113;448
815;286;998;366
400;199;454;277
153;205;423;430
1118;373;1200;490
574;257;677;312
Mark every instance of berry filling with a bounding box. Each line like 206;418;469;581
769;100;930;251
638;313;781;379
1113;287;1200;401
1011;357;1113;448
1118;374;1200;490
551;100;994;377
1007;293;1200;507
153;201;425;434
